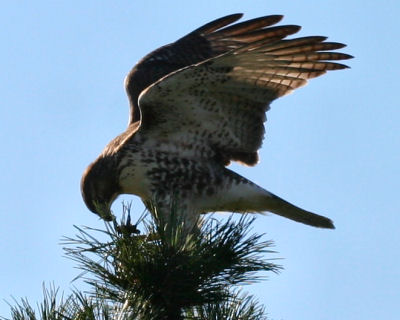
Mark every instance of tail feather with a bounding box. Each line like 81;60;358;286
265;193;335;229
206;168;335;229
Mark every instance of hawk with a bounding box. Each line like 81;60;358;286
81;13;351;230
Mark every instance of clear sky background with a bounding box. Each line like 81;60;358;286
0;1;399;319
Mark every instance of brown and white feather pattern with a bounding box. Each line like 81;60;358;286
81;14;352;231
138;35;350;166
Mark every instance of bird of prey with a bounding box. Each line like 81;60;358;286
81;13;351;231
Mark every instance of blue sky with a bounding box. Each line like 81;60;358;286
0;1;399;319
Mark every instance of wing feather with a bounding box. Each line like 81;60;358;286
137;25;351;166
125;14;304;123
208;15;283;36
187;13;243;35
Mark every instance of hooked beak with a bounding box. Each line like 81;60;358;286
93;201;114;221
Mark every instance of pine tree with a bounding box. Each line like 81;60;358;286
2;204;281;320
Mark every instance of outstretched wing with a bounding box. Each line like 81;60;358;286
125;13;301;123
137;20;352;166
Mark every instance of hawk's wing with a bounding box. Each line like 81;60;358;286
136;26;351;166
125;14;301;123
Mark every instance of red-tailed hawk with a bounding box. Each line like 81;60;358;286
81;14;351;230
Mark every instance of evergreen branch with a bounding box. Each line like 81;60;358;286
2;285;133;320
2;284;66;320
184;289;267;320
4;203;279;320
62;204;281;319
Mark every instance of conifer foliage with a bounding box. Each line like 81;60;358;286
3;204;280;320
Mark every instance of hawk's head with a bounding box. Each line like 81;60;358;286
81;155;121;221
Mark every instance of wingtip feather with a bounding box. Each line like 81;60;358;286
193;13;244;35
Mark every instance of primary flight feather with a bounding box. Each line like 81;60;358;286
81;13;352;230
